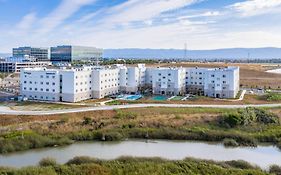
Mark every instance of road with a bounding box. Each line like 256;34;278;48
1;103;281;116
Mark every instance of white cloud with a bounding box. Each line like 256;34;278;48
178;11;221;20
38;0;96;33
2;0;281;52
103;0;197;25
16;12;36;30
229;0;281;16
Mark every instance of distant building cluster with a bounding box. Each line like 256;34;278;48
0;45;103;73
20;64;239;102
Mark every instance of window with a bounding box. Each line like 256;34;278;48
46;76;49;78
24;81;27;84
29;81;32;84
211;75;215;77
52;82;55;85
40;82;43;85
46;82;49;85
52;89;55;92
40;75;43;78
35;88;38;91
223;81;226;84
223;75;226;78
46;89;49;92
52;76;55;79
40;88;43;91
24;87;26;90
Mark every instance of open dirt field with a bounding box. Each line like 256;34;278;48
147;62;281;89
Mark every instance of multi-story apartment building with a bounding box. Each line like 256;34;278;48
204;67;240;98
13;47;49;61
50;45;103;63
20;64;240;102
151;67;186;95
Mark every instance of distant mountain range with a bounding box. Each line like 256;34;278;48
104;47;281;59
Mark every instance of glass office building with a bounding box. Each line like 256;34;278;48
13;47;49;61
50;45;103;63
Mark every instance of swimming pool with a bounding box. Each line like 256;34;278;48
151;96;168;101
125;95;142;100
117;94;142;101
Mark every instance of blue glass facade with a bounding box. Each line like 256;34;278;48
50;46;72;62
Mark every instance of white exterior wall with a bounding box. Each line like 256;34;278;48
60;67;93;102
92;68;119;98
204;67;239;98
20;68;60;101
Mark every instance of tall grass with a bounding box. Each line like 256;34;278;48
0;157;269;175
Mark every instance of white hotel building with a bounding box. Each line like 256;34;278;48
20;64;239;102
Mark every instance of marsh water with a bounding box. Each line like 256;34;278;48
0;140;281;169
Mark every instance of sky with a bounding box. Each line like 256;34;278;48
0;0;281;52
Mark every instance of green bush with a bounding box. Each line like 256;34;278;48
265;93;281;101
39;157;58;167
269;165;281;175
66;156;99;165
0;134;73;154
82;117;92;125
104;131;124;141
223;138;239;147
277;141;281;150
224;160;258;170
114;110;137;119
221;107;279;127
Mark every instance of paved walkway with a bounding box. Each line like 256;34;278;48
0;103;281;116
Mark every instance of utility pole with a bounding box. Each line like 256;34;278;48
184;42;187;60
